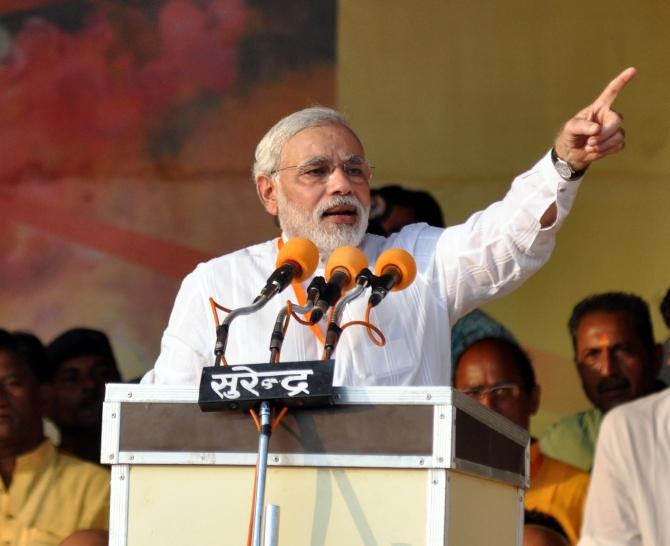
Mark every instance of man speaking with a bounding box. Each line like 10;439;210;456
142;68;636;387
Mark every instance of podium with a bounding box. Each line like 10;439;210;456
102;384;528;545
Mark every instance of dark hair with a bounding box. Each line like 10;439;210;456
568;292;655;353
368;185;445;235
524;510;569;540
0;329;48;382
454;336;536;395
46;327;119;381
661;288;670;329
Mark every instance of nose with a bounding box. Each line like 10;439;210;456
80;373;99;391
326;165;355;195
599;346;618;376
478;392;495;411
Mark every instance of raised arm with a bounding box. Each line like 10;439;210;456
540;67;636;227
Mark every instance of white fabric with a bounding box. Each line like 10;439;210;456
578;389;670;546
143;151;580;386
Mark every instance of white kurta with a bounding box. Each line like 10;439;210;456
578;389;670;546
143;151;580;386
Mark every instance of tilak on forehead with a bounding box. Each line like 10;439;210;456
597;334;612;348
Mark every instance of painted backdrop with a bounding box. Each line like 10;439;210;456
0;0;336;379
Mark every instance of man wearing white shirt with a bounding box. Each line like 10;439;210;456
578;388;670;545
143;68;636;386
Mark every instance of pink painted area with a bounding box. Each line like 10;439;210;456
0;0;246;182
0;191;211;279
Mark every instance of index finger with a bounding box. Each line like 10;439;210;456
595;66;637;108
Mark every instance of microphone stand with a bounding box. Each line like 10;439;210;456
214;295;273;366
254;287;321;545
323;269;374;359
252;400;273;546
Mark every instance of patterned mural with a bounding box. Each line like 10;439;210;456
0;0;336;379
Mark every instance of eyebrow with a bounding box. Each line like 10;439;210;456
299;154;366;167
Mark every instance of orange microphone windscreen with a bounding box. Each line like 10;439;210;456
325;246;368;291
277;238;319;282
374;248;417;291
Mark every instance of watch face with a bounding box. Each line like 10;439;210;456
555;160;573;179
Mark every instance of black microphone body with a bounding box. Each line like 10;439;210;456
255;262;298;302
368;266;402;308
310;269;350;323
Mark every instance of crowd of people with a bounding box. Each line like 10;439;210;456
4;287;668;544
0;328;120;545
4;66;668;545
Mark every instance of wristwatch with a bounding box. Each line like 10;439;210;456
551;147;587;181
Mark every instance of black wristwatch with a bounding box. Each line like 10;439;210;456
551;147;587;181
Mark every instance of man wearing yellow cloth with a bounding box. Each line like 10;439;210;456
0;330;109;546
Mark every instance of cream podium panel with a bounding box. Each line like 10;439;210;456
102;385;529;546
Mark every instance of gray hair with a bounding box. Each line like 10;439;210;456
252;106;357;182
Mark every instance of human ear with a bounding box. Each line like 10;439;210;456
256;175;278;216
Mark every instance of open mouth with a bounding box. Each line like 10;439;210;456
321;205;358;223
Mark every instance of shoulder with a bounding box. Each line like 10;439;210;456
55;451;110;488
541;409;595;438
178;239;278;291
601;388;670;437
196;239;278;272
540;454;591;487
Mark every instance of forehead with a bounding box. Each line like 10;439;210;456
576;311;639;344
455;340;524;386
0;349;33;379
56;354;115;372
280;124;365;165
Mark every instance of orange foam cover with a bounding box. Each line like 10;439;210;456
374;248;416;290
325;246;368;291
277;237;319;281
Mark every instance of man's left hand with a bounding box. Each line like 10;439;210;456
554;67;637;171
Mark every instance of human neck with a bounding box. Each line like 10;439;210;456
59;426;102;464
0;435;44;488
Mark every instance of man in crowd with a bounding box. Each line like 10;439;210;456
540;292;664;471
0;329;109;545
525;510;570;546
454;335;589;545
578;386;670;544
367;184;445;236
46;328;122;464
142;68;636;386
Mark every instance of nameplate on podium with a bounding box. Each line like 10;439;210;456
198;360;335;411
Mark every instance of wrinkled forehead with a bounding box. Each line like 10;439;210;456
576;311;640;344
280;124;366;165
455;344;526;387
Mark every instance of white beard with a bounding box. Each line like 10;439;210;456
276;191;369;257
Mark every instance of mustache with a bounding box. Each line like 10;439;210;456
596;375;631;393
315;195;366;219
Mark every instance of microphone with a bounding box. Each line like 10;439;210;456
368;248;417;308
255;238;319;302
310;246;368;324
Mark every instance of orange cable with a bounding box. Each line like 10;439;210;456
208;297;221;327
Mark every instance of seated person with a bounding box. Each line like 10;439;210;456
540;292;664;471
0;329;109;545
525;510;570;546
454;335;589;545
46;328;122;464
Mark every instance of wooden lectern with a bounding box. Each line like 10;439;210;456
102;384;528;545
